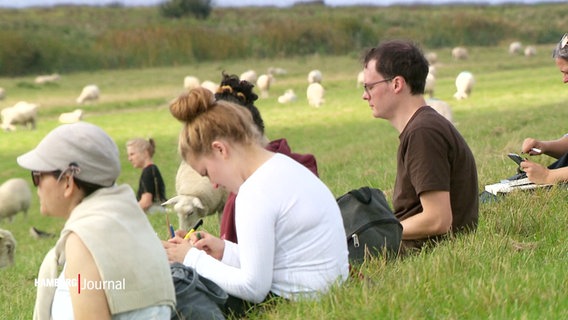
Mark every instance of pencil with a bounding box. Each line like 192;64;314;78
184;218;204;240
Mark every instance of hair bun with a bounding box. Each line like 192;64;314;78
170;87;215;123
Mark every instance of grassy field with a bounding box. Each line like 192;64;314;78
1;43;567;319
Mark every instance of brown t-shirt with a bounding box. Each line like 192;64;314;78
394;106;479;250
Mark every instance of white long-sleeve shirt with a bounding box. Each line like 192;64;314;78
184;153;349;303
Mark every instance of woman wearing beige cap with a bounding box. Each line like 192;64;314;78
18;122;175;320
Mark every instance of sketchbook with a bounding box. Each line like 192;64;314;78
484;177;553;195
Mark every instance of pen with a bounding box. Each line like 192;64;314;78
184;218;203;240
169;224;175;239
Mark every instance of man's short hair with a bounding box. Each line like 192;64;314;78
362;40;429;95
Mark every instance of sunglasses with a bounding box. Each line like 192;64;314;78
31;170;62;187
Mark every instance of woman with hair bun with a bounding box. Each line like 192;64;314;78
126;137;167;213
164;87;349;317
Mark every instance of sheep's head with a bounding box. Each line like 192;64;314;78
0;230;16;268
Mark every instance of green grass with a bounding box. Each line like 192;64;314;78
1;43;567;319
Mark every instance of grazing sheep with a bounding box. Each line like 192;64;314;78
356;70;364;88
58;109;84;124
453;71;475;100
162;161;228;231
256;74;273;98
0;229;16;268
451;46;468;60
424;72;436;98
307;69;322;84
76;84;100;104
183;76;200;90
277;89;297;104
0;178;31;223
200;80;219;94
1;101;39;131
34;73;60;84
267;67;287;76
425;51;438;65
240;70;257;84
307;82;325;108
524;46;537;57
427;98;454;124
509;41;523;55
428;65;437;77
0;87;5;100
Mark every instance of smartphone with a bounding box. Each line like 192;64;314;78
507;153;525;165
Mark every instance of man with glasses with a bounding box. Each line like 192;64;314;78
361;40;479;253
519;33;568;185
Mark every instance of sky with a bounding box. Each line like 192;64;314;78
0;0;566;9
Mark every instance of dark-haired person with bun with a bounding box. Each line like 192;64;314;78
126;137;167;213
519;33;568;184
163;87;349;317
18;122;175;320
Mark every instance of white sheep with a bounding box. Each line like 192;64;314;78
183;76;200;90
524;46;537;57
162;161;228;231
424;72;436;98
0;87;5;100
307;69;322;84
200;80;219;94
0;178;31;223
453;71;475;100
425;51;438;65
277;89;297;104
58;109;84;124
1;101;39;131
0;229;16;268
508;41;523;55
34;73;60;84
307;82;325;108
427;98;454;124
76;84;100;104
256;74;273;98
356;70;364;88
240;70;257;84
267;67;287;76
451;46;468;60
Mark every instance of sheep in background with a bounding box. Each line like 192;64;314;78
0;229;16;268
0;178;31;223
76;84;100;104
267;67;287;76
200;80;219;94
278;89;297;104
34;73;60;84
1;101;39;131
162;161;228;231
0;87;5;100
524;46;537;57
240;70;257;84
451;46;468;60
424;72;436;98
58;109;84;124
183;76;200;90
425;51;438;65
307;69;322;84
428;65;437;76
427;98;454;124
509;41;523;55
307;82;325;108
356;70;364;88
256;74;273;98
453;71;475;100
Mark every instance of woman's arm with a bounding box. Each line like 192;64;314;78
65;232;112;320
138;192;153;210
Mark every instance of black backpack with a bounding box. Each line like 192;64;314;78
337;187;403;264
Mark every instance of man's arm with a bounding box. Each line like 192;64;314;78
400;190;452;240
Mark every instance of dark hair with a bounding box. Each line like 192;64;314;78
74;178;104;197
214;72;265;134
362;40;429;95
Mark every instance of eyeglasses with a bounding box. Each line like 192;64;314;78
31;170;62;187
363;78;393;95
